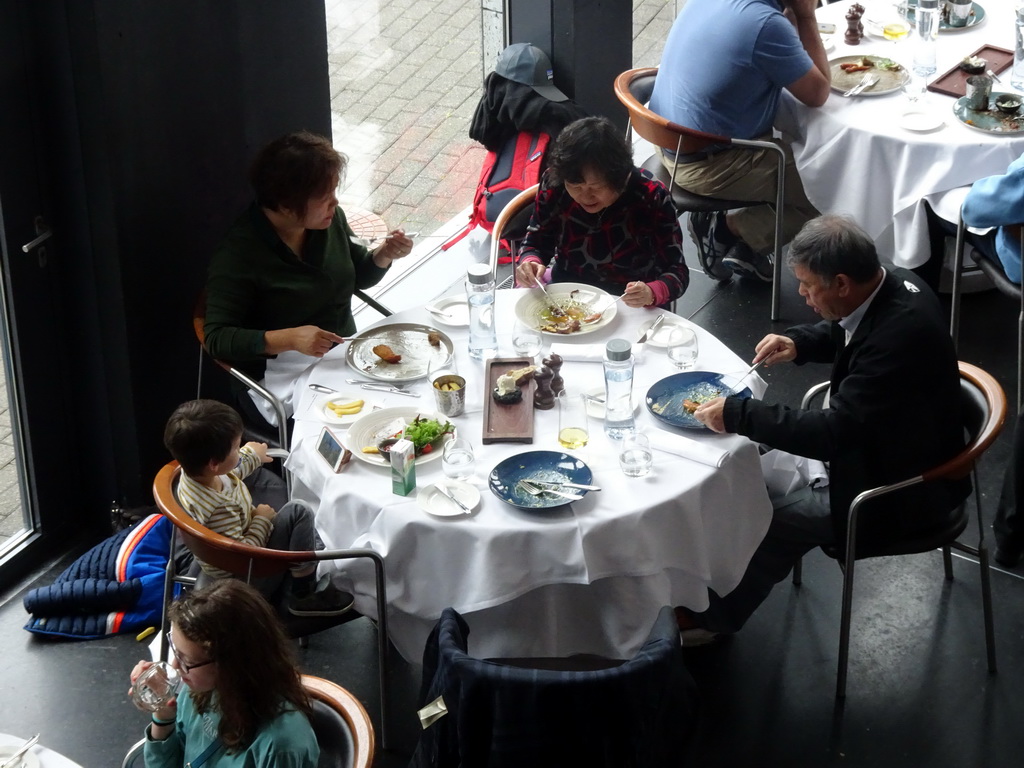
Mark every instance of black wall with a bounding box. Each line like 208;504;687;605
38;1;332;514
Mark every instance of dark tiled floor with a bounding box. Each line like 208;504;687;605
1;247;1022;767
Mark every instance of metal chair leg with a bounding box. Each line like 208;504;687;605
942;545;954;580
979;543;997;673
792;556;803;586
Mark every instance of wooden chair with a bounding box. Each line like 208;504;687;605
613;67;787;320
949;213;1024;410
792;361;1004;698
152;460;391;747
121;674;375;768
487;183;540;289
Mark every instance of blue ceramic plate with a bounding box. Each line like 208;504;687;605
952;93;1024;135
904;0;985;31
645;371;753;430
488;450;593;510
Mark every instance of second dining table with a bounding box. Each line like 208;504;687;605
284;288;772;662
776;0;1024;269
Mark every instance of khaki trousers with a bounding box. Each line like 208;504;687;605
661;137;819;255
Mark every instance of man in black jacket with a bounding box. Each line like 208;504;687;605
684;214;969;635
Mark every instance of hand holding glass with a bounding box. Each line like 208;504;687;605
131;661;182;712
667;327;698;370
442;438;476;480
558;393;589;449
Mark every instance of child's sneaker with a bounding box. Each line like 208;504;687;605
288;576;355;617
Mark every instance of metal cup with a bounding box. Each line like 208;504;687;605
965;75;992;111
432;374;466;417
947;0;972;27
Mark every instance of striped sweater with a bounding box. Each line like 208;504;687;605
176;446;273;577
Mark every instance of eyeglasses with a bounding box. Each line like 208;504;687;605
166;631;215;673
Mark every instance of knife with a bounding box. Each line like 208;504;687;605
0;734;39;768
434;483;472;514
843;73;878;98
535;480;602;492
635;314;666;345
360;383;420;397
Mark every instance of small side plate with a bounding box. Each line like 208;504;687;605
417;480;480;517
900;109;944;132
0;746;41;768
427;296;470;327
321;392;378;426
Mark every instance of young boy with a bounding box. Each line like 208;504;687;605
163;399;352;616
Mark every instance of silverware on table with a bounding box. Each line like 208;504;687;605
843;74;879;98
533;480;602;492
635;314;665;345
309;383;337;394
0;734;40;768
987;69;1002;83
434;483;473;514
518;479;584;501
358;383;420;397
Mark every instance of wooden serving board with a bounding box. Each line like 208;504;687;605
927;44;1013;98
482;358;535;444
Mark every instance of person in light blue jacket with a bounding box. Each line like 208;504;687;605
961;153;1024;284
128;580;319;767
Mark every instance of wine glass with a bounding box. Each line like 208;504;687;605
557;393;589;449
666;327;699;370
427;351;458;385
512;318;543;361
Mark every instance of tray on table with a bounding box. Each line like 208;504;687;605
927;44;1012;98
482;358;535;444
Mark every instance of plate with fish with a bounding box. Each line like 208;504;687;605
514;283;617;337
345;323;453;382
646;371;753;430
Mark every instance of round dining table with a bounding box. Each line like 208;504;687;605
775;0;1024;268
283;289;772;662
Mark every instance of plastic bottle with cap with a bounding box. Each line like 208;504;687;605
604;339;635;440
466;263;497;360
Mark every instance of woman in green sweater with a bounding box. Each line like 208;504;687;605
203;131;411;388
130;580;319;767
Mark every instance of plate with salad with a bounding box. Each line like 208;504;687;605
344;407;455;467
829;55;910;96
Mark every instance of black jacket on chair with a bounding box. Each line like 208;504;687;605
724;268;971;551
410;606;697;768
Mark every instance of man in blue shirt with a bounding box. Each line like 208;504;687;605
650;0;830;282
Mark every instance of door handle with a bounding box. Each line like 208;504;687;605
21;229;52;253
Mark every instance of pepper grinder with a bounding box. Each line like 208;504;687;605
533;367;555;410
543;353;564;396
845;5;864;44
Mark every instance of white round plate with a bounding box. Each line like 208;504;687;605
320;392;378;426
900;109;944;132
634;314;692;349
0;746;40;768
344;406;452;467
427;296;470;327
584;386;641;419
514;283;617;337
417;480;480;517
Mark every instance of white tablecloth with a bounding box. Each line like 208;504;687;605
286;290;773;662
776;0;1024;267
0;734;83;768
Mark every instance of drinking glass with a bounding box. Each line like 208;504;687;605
512;318;543;361
557;393;589;449
427;351;458;383
619;433;653;477
666;327;699;370
442;438;476;480
131;661;182;712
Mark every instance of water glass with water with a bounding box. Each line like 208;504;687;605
512;319;543;361
442;438;476;480
1014;1;1024;93
912;0;939;77
619;433;653;477
131;661;182;712
667;327;699;370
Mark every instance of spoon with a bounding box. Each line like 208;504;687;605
987;69;1002;83
582;294;626;324
309;383;337;394
0;734;40;768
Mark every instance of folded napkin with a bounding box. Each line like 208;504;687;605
249;350;320;427
647;429;728;469
549;342;645;363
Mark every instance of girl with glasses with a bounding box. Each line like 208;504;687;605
128;580;318;767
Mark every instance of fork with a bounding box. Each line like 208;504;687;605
843;74;879;98
532;282;566;317
518;479;584;501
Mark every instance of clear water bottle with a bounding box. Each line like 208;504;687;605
603;339;635;440
466;263;497;360
1014;1;1024;93
912;0;939;77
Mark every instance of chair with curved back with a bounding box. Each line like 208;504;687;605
613;67;787;320
121;674;375;768
487;182;540;289
792;361;1004;698
152;460;391;748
